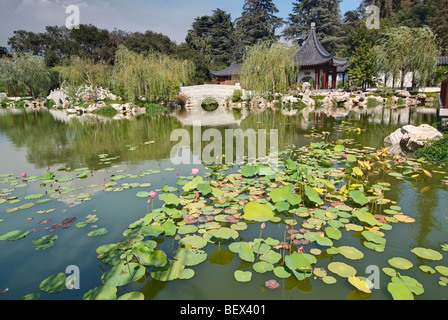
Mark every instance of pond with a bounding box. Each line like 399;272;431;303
0;105;447;301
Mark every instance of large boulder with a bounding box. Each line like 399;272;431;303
384;124;443;152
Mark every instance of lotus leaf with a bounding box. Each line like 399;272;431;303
382;267;397;277
229;242;255;262
209;249;234;265
178;225;198;235
349;190;369;206
354;210;379;226
419;265;436;274
205;228;239;242
260;250;282;264
388;257;413;270
361;230;386;245
0;230;29;241
392;275;424;296
151;260;185;282
284;252;313;279
33;235;58;251
102;263;145;287
83;285;117;300
39;273;67;294
234;270;252;282
436;266;448;276
179;235;207;249
136;191;149;198
132;243;166;267
24;193;45;200
411;247;443;261
158;193;181;206
242;202;275;222
240;165;258;178
348;276;372;294
117;292;145;300
339;246;364;260
328;262;357;278
253;261;274;273
322;276;337;284
87;228;109;237
178;268;195;280
174;246;207;266
325;227;342;240
304;186;323;205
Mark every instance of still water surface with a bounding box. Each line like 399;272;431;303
0;105;446;300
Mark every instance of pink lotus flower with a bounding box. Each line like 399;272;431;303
343;154;347;159
21;173;27;178
261;222;266;230
265;280;279;290
149;191;157;198
191;168;199;175
304;148;309;152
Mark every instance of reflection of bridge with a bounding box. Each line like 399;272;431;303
180;84;244;107
176;84;249;127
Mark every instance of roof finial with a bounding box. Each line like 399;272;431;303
311;22;316;30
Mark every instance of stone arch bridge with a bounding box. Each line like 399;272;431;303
180;84;244;108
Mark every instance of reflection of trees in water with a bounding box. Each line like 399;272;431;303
0;106;438;170
0;110;186;170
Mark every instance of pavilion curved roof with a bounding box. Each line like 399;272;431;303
210;62;242;77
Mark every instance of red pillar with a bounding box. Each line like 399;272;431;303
323;67;328;90
315;68;319;90
332;67;337;89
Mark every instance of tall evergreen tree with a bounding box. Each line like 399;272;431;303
209;9;235;70
428;0;448;55
283;0;343;54
233;0;283;61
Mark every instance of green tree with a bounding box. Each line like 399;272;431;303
123;30;176;55
209;9;235;70
374;26;440;89
0;53;51;98
283;0;343;54
241;41;299;96
428;0;448;55
234;0;283;61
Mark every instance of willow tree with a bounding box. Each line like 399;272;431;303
111;46;194;102
241;41;299;97
57;56;111;89
0;53;51;98
374;26;440;89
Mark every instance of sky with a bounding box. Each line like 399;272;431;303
0;0;361;48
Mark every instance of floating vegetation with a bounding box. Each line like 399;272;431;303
2;140;447;300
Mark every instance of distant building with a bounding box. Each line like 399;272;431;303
294;23;348;90
210;62;242;86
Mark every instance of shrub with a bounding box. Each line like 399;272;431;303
232;90;243;103
92;106;118;117
414;134;448;163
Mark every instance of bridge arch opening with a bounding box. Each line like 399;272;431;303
201;98;220;112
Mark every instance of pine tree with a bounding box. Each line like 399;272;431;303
233;0;283;61
283;0;343;54
209;9;235;70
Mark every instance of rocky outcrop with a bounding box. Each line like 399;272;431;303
384;124;443;152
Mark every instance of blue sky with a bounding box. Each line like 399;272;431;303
0;0;361;47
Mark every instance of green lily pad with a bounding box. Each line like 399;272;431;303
305;186;323;205
325;227;342;240
242;202;275;222
33;235;58;251
101;263;145;287
392;275;424;296
234;270;252;282
151;260;185;282
349;190;369;206
253;261;274;273
158;193;181;206
435;266;448;276
348;276;372;294
136;191;149;198
229;242;255;262
39;273;67;294
388;281;414;300
132;243;167;267
411;247;443;261
355;210;379;226
117;292;145;300
174;246;208;267
83;285;117;300
322;276;337;284
179;235;207;249
0;230;29;241
87;228;109;237
419;265;436;275
338;246;364;260
328;262;357;278
24;193;45;200
388;257;413;270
